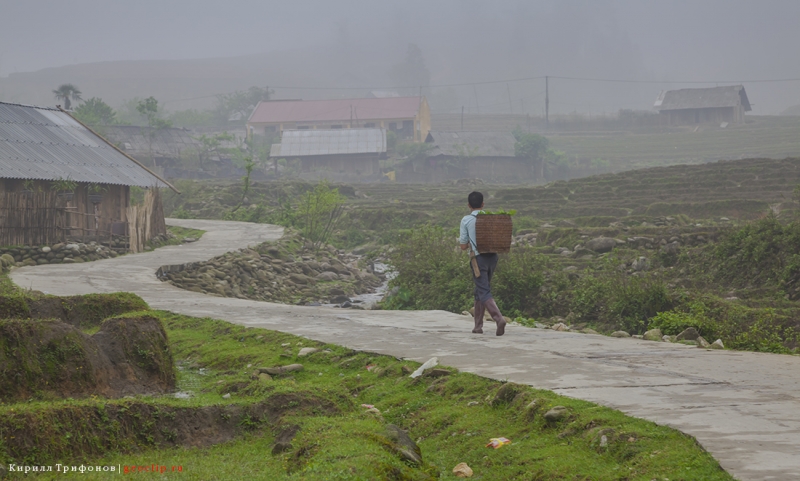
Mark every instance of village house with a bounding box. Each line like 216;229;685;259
654;85;751;125
396;131;541;183
0;101;176;247
102;125;246;179
247;96;431;142
270;128;386;181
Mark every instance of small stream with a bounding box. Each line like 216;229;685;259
322;262;395;309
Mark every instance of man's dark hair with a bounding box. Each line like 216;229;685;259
468;191;484;209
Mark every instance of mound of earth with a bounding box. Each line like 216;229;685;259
0;292;149;329
158;231;384;304
0;392;339;465
0;315;174;401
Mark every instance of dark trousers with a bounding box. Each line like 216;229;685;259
472;253;498;303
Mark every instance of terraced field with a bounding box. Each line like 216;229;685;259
494;157;800;220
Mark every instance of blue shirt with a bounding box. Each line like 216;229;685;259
459;210;480;255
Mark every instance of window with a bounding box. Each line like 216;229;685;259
330;125;343;129
264;126;277;133
364;122;376;128
389;122;397;130
296;126;310;130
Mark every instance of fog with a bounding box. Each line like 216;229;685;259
1;0;799;114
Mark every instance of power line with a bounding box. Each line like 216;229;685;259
161;74;800;105
549;75;800;84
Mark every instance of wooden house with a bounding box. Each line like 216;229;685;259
397;131;541;183
654;85;751;125
0;101;177;246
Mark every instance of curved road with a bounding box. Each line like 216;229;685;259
12;218;800;480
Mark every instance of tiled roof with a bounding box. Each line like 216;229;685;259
248;97;422;124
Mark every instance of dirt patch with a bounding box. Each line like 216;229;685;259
0;316;174;402
0;392;339;465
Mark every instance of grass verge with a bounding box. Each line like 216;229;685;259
1;308;732;480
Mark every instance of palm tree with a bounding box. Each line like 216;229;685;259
52;84;83;110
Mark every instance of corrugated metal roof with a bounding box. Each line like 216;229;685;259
425;131;517;158
0;102;168;188
271;129;386;157
654;85;752;111
248;97;421;124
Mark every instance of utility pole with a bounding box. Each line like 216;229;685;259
461;106;464;130
473;85;480;114
545;76;550;126
507;84;512;114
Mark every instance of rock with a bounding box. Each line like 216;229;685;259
491;383;521;406
22;258;37;267
424;368;451;378
258;373;272;382
599;435;608;447
544;406;569;422
551;322;569;331
676;327;700;341
461;311;471;316
258;364;304;375
585;237;617;253
467;401;479;407
711;339;724;349
610;331;631;338
316;271;338;282
41;246;51;253
385;425;422;464
643;328;663;341
0;253;14;268
631;256;649;272
340;301;352;308
222;393;231;399
581;328;600;335
632;334;643;339
697;336;711;348
663;335;676;342
453;462;474;478
298;347;319;357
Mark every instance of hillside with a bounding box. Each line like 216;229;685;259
495;157;800;220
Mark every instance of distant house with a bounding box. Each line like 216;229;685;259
397;131;541;183
0;101;175;246
654;85;751;125
102;125;245;179
270;128;386;179
247;96;431;142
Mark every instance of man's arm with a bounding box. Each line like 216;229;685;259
458;217;470;251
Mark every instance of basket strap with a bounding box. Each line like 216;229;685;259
468;212;479;255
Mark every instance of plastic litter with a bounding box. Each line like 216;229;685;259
409;357;439;378
366;364;377;371
485;437;511;449
360;404;375;409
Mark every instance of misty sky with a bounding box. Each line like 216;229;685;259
1;0;799;114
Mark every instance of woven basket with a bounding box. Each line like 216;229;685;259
475;214;513;254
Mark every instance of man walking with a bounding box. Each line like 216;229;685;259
459;191;507;336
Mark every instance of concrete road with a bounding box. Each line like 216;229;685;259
12;218;800;481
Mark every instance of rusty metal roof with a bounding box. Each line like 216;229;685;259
248;97;422;124
271;128;386;157
0;102;170;188
654;85;752;111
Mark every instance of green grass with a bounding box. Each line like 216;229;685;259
2;309;732;480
